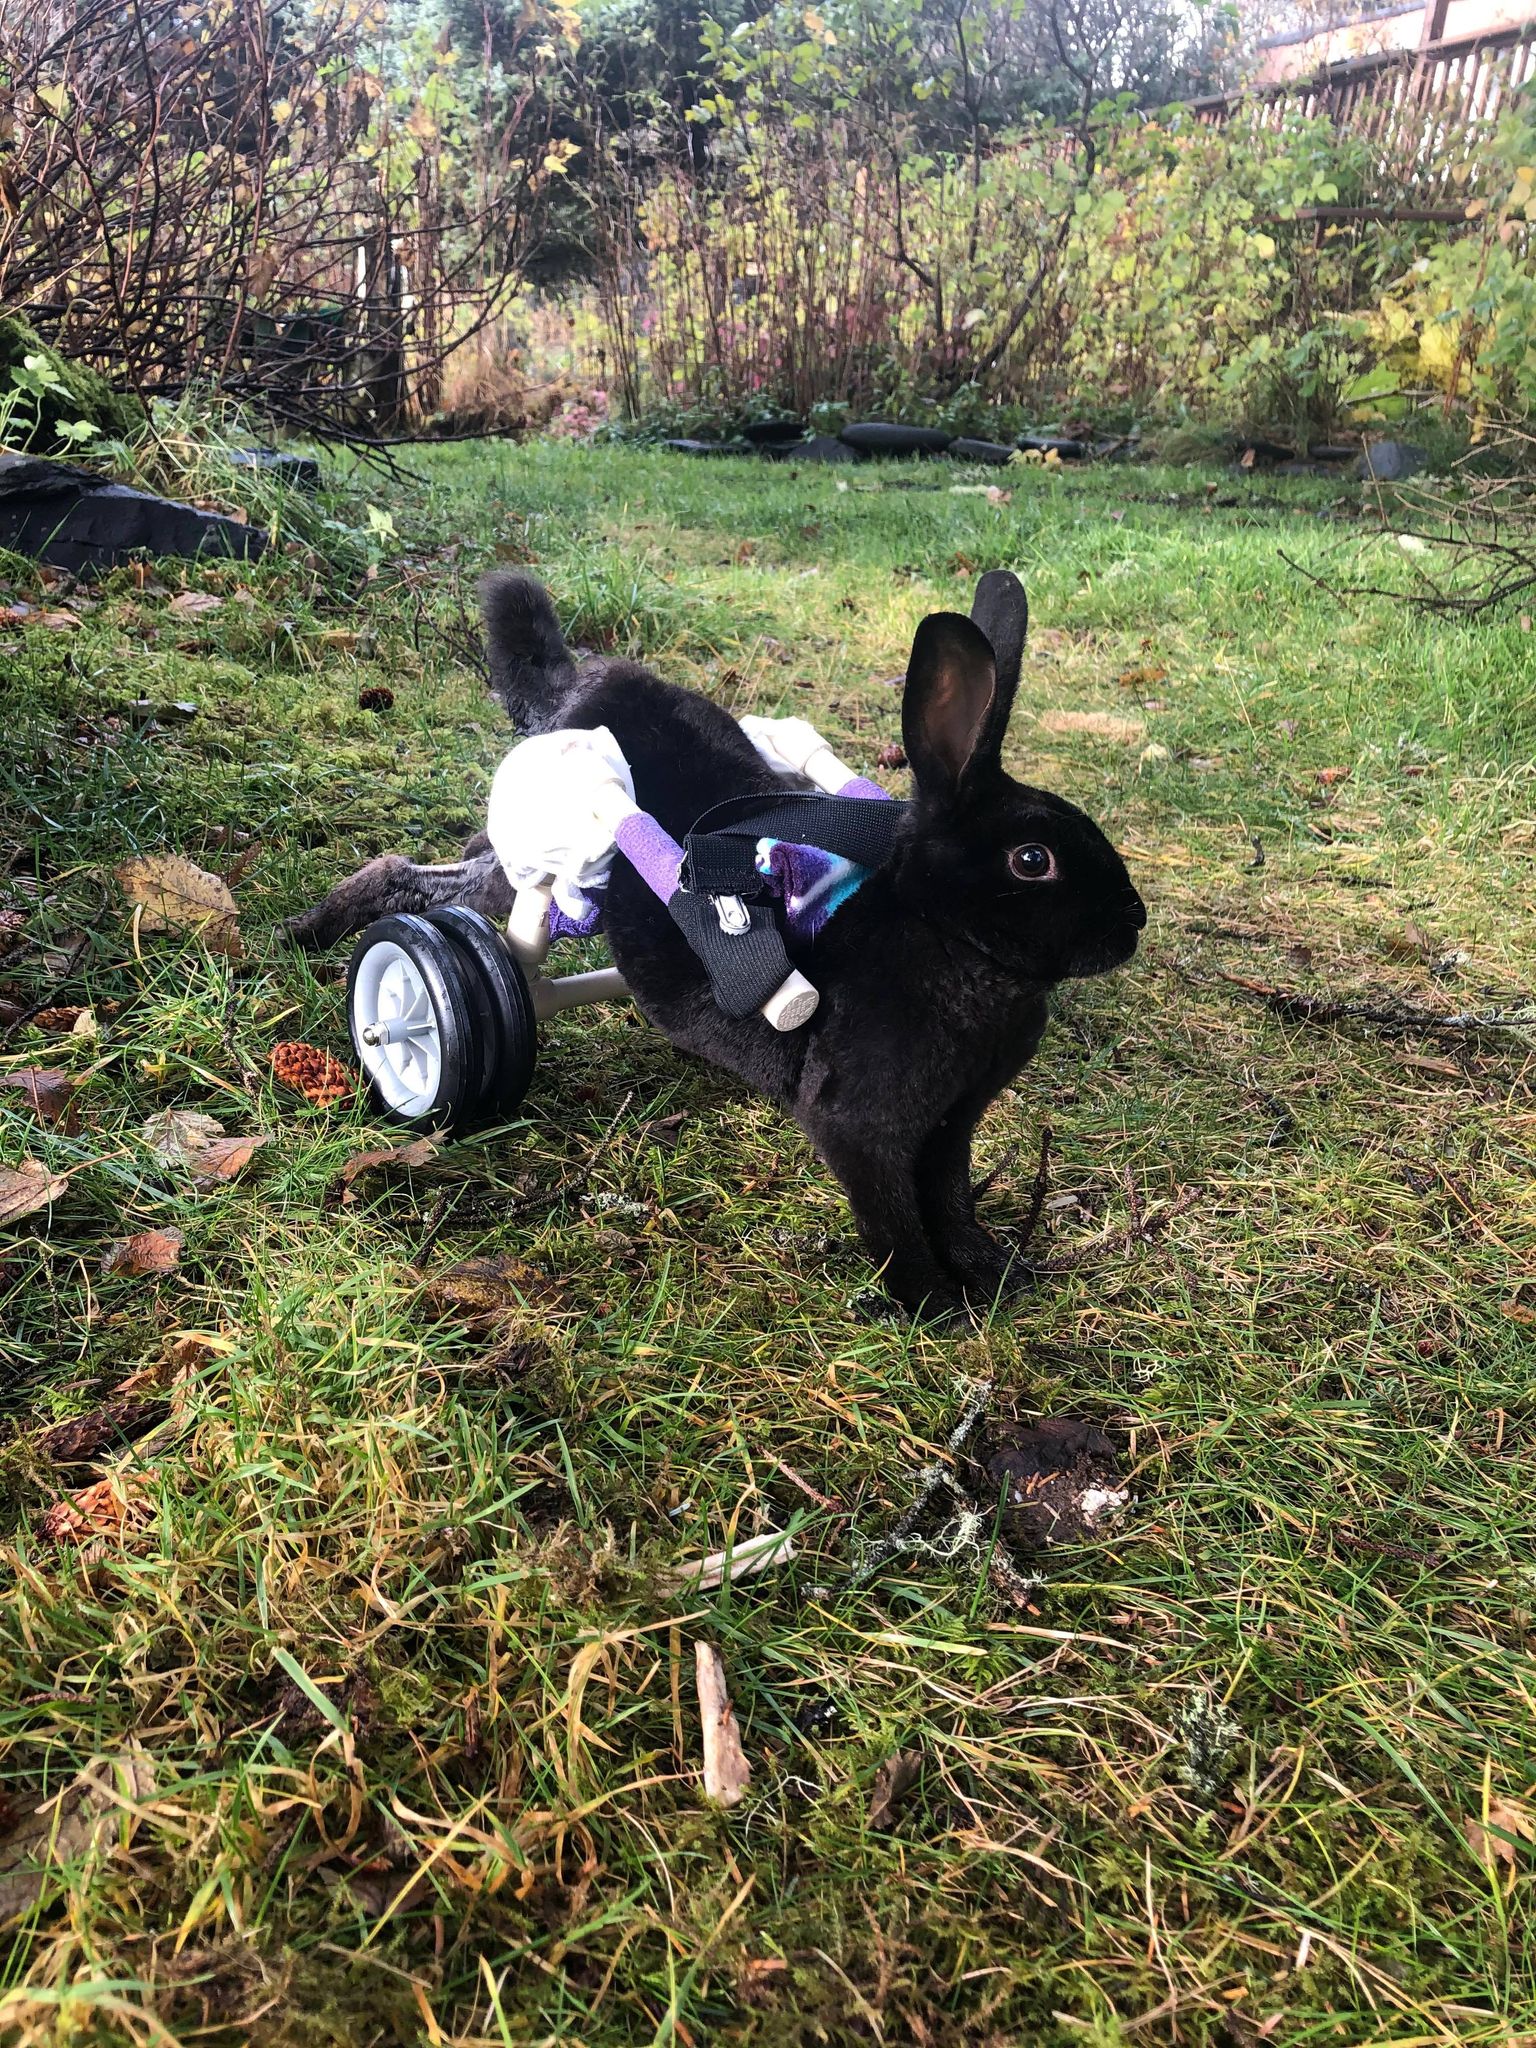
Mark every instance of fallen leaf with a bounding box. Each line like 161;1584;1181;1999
338;1136;439;1192
1466;1796;1536;1871
142;1108;225;1164
0;1159;68;1226
70;1007;97;1041
1117;664;1168;689
191;1133;268;1186
166;590;223;617
695;1642;752;1807
0;910;26;958
418;1253;560;1325
0;1068;77;1126
1382;922;1431;962
100;1227;184;1276
1039;710;1147;744
0;1752;154;1923
116;853;241;957
31;608;81;631
1315;766;1351;786
867;1750;921;1829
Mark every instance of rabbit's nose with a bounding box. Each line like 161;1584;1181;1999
1123;890;1147;931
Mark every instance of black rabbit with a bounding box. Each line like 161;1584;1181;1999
294;568;1145;1316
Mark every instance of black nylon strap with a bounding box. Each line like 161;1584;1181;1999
666;889;795;1018
681;792;907;896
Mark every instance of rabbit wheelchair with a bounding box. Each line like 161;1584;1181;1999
344;717;898;1133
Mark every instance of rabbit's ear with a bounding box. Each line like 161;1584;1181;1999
970;570;1028;703
903;611;1010;802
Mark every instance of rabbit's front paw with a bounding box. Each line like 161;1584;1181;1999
942;1225;1027;1300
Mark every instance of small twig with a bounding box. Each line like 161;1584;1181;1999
1190;966;1536;1042
1023;1185;1201;1278
767;1457;843;1514
1015;1123;1053;1253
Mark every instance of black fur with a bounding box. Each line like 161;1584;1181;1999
479;569;1145;1317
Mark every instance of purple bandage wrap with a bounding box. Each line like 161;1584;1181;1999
548;900;604;941
615;810;685;902
838;775;890;803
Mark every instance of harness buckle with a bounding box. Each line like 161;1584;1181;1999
714;894;751;936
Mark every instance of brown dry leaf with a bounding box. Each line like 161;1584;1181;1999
101;1227;184;1276
191;1133;268;1186
33;608;81;631
1315;766;1351;786
867;1750;922;1829
1117;663;1168;689
339;1136;439;1192
1382;922;1432;962
142;1108;225;1164
37;1473;150;1546
1465;1796;1536;1871
0;1158;67;1226
419;1253;560;1325
1;1067;77;1126
167;590;223;618
1039;710;1147;744
0;1751;155;1923
116;853;241;958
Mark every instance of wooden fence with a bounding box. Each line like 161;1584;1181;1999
1189;21;1536;198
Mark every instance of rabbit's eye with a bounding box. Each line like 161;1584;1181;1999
1008;843;1056;881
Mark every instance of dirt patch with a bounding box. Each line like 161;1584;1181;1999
960;1417;1129;1551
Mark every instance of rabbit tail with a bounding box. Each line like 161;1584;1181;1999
479;571;576;733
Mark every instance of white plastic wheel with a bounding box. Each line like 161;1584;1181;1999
351;938;445;1117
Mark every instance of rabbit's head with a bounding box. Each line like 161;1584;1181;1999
893;571;1145;984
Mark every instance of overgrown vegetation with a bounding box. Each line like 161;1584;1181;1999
2;442;1533;2043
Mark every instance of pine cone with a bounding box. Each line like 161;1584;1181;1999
270;1039;355;1108
358;685;394;712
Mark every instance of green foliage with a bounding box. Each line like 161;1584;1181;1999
0;317;145;453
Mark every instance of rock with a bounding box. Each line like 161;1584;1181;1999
839;422;953;456
0;453;266;575
764;434;864;465
0;317;146;452
1016;434;1087;460
1354;440;1427;482
662;438;749;457
948;437;1016;466
742;418;806;446
223;448;321;490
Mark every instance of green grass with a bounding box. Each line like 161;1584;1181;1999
1;441;1534;2046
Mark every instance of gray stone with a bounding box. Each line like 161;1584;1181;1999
742;418;806;446
1353;440;1427;482
224;448;321;490
839;422;953;456
947;438;1017;466
765;435;864;464
0;453;265;575
662;438;749;457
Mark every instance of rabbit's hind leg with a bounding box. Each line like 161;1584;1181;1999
286;847;514;950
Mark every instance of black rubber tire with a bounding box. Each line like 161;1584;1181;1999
424;906;539;1122
346;912;481;1133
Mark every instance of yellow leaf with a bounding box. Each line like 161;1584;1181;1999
1253;232;1276;260
116;854;241;958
